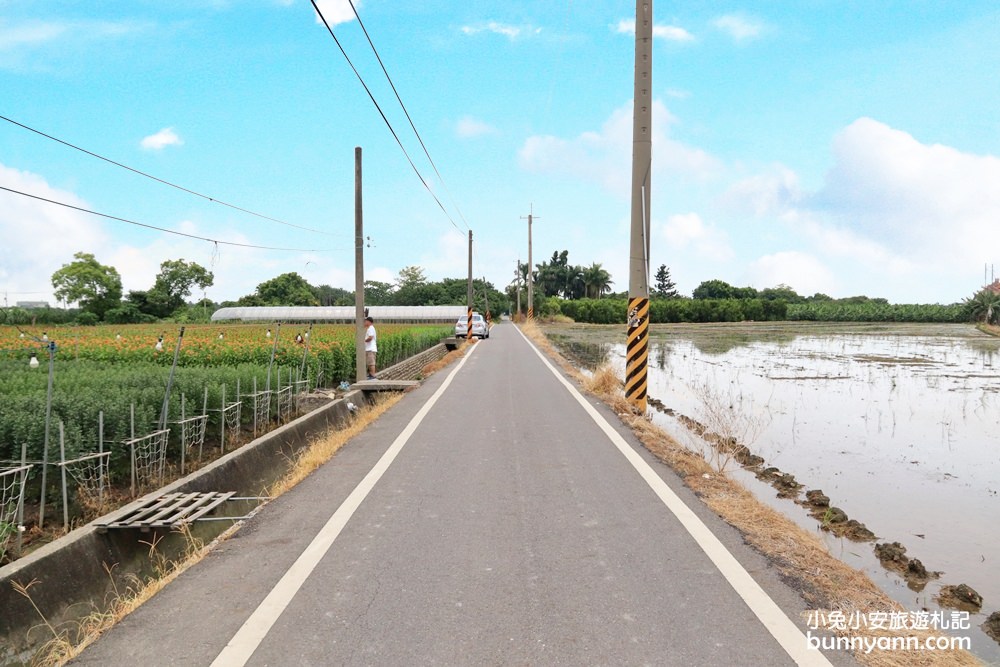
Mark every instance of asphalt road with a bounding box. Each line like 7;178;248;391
73;322;851;666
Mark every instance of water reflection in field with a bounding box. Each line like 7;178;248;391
545;321;1000;659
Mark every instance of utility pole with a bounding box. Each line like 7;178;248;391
520;205;538;319
354;147;366;382
626;0;652;413
467;230;474;340
515;260;521;318
483;276;490;325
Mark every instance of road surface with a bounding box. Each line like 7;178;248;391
74;322;849;666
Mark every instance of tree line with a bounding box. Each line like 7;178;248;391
3;250;993;326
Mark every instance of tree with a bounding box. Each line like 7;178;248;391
51;252;123;320
240;272;318;306
363;280;395;306
314;284;353;306
582;263;613;299
759;284;801;303
692;279;736;300
396;265;427;289
963;288;1000;324
653;264;678;299
141;259;214;317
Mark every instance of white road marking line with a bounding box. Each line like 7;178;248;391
514;326;833;667
211;342;479;667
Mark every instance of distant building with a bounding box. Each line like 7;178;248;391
985;280;1000;296
16;301;49;309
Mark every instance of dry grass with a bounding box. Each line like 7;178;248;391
269;393;403;497
421;340;471;377
20;525;214;666
523;322;982;667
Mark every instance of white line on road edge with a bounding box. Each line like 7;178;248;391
211;342;479;667
514;326;833;667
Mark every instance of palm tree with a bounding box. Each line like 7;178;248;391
964;288;1000;324
582;263;613;299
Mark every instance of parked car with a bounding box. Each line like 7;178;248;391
455;312;489;338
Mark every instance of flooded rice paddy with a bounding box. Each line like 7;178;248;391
543;321;1000;661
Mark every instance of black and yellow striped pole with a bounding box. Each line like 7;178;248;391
521;206;537;320
626;0;652;413
467;230;474;341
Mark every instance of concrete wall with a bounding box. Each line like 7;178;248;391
0;390;367;666
378;343;449;381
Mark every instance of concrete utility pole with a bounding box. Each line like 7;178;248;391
354;147;366;382
515;260;521;317
467;230;474;340
626;0;652;412
520;206;538;319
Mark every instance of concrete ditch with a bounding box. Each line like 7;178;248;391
0;390;365;665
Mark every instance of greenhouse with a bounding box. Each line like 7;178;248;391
210;305;467;323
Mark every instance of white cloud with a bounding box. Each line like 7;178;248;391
658;212;734;262
723;117;1000;301
456;116;497;139
313;0;359;26
519;100;721;198
724;165;801;217
460;21;540;40
615;19;694;43
0;164;109;304
712;14;767;43
747;251;835;296
665;88;691;100
419;232;469;277
140;127;183;150
0;20;67;51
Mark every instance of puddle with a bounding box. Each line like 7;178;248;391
545;322;1000;662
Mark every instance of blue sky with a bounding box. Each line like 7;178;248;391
2;0;1000;307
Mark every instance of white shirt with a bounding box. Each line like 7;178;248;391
365;325;377;352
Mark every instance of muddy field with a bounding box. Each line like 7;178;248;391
544;321;1000;662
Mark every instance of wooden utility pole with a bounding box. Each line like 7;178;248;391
467;230;474;340
626;0;652;412
354;147;366;382
520;206;538;319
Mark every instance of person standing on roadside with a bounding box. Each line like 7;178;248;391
364;316;377;380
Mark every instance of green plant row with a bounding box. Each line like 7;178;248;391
553;297;789;324
543;297;965;325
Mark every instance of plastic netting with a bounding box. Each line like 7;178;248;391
175;415;208;465
126;429;170;495
59;452;111;510
219;401;242;452
276;386;293;424
0;464;30;558
251;390;272;437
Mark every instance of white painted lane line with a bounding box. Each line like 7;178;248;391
513;326;833;667
211;342;479;667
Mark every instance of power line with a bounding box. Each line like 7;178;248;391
310;0;464;234
346;0;471;232
0;185;342;252
0;114;337;237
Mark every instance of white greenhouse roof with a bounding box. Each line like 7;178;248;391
211;305;467;322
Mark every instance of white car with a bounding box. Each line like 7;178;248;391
455;312;489;339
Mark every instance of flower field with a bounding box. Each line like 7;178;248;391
0;322;449;503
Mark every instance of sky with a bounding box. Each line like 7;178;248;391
2;0;1000;308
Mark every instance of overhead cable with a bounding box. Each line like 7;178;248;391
346;0;471;231
310;0;464;234
0;114;335;237
0;185;340;252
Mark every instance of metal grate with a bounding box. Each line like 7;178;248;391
95;491;235;533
